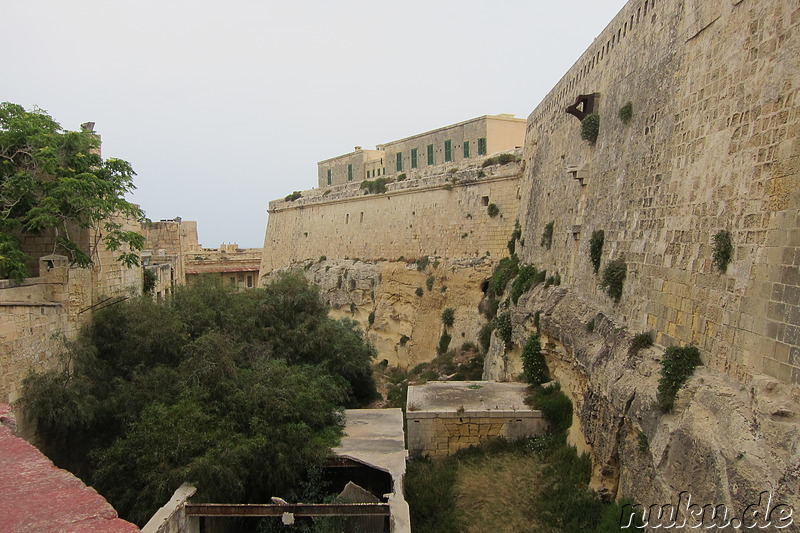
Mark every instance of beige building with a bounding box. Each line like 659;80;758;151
185;243;262;289
316;114;526;188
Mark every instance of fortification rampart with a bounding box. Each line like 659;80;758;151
261;160;523;273
518;0;800;387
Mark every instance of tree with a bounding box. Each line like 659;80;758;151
0;102;144;281
19;273;378;524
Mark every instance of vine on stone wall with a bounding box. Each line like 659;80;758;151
712;230;733;273
619;102;633;124
589;229;604;274
540;221;554;250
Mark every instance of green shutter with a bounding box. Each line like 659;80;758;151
348;164;353;181
463;141;470;158
327;169;331;185
427;144;434;165
396;152;403;172
478;137;487;155
411;148;418;169
444;140;452;162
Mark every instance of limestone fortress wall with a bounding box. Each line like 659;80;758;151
515;0;799;388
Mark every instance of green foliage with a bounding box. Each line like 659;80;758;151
619;101;633;124
637;431;649;453
589;229;605;274
284;191;302;201
586;319;595;333
397;173;407;181
415;287;424;297
533;310;542;333
487;203;499;217
526;382;573;435
406;457;460;533
488;254;519;297
359;177;389;194
482;295;500;320
629;331;654;356
712;229;733;273
415;256;430;271
600;258;627;302
437;333;452;355
142;268;157;294
540;221;554;249
426;275;435;291
478;323;493;352
19;274;378;524
581;113;600;144
399;334;410;346
0;102;145;280
368;311;375;326
481;153;518;167
441;308;455;328
657;345;702;412
511;264;539;304
521;334;548;385
507;220;522;255
544;272;561;288
493;312;512;347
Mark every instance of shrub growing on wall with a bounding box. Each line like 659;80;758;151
511;265;539;304
599;258;626;303
712;230;733;273
581;113;600;144
618;102;633;124
657;345;702;412
589;230;604;274
487;203;500;217
493;312;512;347
521;334;548;385
540;221;554;250
441;308;455;328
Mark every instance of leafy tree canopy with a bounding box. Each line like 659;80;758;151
0;102;144;281
19;273;378;525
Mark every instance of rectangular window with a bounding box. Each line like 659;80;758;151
327;169;331;185
444;140;452;162
427;144;434;165
411;148;418;169
463;141;470;158
247;275;253;288
347;164;353;181
396;152;403;172
478;137;487;155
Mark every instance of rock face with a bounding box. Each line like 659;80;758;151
266;258;493;368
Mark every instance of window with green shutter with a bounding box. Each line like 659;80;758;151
327;169;331;185
396;152;403;172
463;141;470;158
427;144;434;165
478;137;487;155
348;164;353;181
411;148;418;169
444;140;452;162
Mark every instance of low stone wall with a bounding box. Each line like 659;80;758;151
407;410;545;458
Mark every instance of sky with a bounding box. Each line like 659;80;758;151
4;0;628;248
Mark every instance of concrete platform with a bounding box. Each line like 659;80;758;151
407;380;533;414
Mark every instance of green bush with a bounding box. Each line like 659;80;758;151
441;308;455;328
482;295;500;321
526;383;572;435
712;230;733;273
487;203;500;217
619;101;633;124
400;335;410;346
511;264;539;304
426;275;435;291
637;431;649;453
284;191;302;201
368;311;375;326
488;254;519;297
600;258;627;303
478;323;493;353
437;333;452;355
481;156;498;168
397;173;407;181
657;345;702;412
493;312;512;347
415;257;430;271
415;287;424;297
360;177;389;194
629;331;653;356
581;113;600;144
521;334;548;385
497;153;517;164
142;268;157;294
544;272;561;289
507;220;522;255
533;310;542;333
589;229;604;275
540;221;554;250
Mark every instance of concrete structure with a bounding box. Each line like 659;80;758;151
142;484;197;533
0;404;139;532
316;114;526;188
406;381;546;458
333;408;410;533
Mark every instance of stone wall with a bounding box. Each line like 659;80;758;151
517;0;800;387
261;161;522;273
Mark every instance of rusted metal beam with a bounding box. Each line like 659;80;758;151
184;503;390;517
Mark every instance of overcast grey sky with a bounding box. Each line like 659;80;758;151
5;1;628;248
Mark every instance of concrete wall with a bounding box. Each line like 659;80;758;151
261;162;522;273
517;0;800;386
406;410;545;458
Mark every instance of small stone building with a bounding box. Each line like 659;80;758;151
406;381;546;458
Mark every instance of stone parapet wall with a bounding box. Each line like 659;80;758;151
406;410;545;458
261;162;523;272
518;0;800;386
